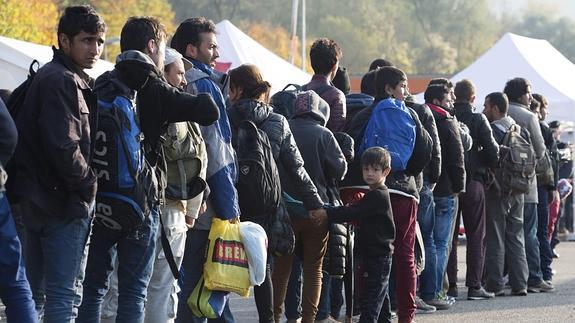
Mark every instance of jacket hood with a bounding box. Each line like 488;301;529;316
292;90;330;126
492;115;516;132
230;99;273;125
114;50;161;91
454;102;474;119
428;103;451;120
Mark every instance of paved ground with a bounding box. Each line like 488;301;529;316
229;240;575;323
2;240;574;322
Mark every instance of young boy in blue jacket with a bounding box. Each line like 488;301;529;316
317;147;395;323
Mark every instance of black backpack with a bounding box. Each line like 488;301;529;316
234;120;295;256
344;93;374;131
495;124;536;194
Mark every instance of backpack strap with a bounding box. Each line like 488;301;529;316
313;84;333;97
158;207;180;279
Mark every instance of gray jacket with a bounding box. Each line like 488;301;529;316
507;102;545;203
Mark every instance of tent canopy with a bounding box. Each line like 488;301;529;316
417;33;575;123
0;36;114;90
215;20;311;94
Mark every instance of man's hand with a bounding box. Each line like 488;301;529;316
229;216;240;224
309;208;328;226
185;216;196;229
199;202;207;215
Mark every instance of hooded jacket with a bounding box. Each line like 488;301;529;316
0;98;17;166
288;91;347;205
407;102;441;184
228;99;324;213
454;102;499;184
13;47;98;218
428;103;465;197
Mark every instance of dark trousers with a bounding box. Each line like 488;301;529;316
254;257;274;323
536;186;554;281
359;255;392;323
451;180;486;288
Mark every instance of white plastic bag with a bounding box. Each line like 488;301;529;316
239;221;268;286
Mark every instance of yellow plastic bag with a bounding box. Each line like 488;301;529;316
204;218;251;297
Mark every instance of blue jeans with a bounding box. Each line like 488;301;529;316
524;202;543;285
20;199;91;323
433;195;457;296
359;255;392;323
330;277;344;319
77;208;159;323
176;229;235;323
316;271;332;320
537;187;553;281
416;183;436;300
0;194;37;323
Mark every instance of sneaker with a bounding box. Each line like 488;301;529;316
447;284;458;298
415;296;437;314
511;288;527;296
552;249;560;258
529;280;555;293
423;298;452;310
527;285;541;293
467;287;495;300
391;312;397;320
286;319;302;323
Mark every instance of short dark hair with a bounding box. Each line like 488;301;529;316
424;81;449;104
486;92;509;115
503;77;530;103
57;5;106;47
369;58;393;71
529;98;540;113
454;79;475;102
532;93;548;108
360;70;377;96
374;66;407;98
310;38;342;75
361;147;391;170
429;77;453;89
171;17;217;56
120;16;166;52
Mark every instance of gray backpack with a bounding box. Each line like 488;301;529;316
496;124;536;194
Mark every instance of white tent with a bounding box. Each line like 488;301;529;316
417;33;575;123
0;36;114;90
215;20;311;94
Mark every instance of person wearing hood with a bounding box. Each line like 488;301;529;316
78;17;219;323
482;92;530;297
226;64;326;323
285;91;348;323
420;81;465;310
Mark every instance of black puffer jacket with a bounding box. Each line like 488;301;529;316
454;102;499;184
408;102;441;184
228;99;324;213
428;103;465;196
323;223;347;277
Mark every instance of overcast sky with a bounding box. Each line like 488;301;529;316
489;0;575;19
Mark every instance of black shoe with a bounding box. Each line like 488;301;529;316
447;284;458;298
511;289;527;296
468;287;495;300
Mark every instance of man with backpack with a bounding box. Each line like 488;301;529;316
9;6;106;322
77;17;219;322
419;81;465;310
170;17;240;323
344;66;433;323
451;79;499;300
303;38;347;133
482;92;530;296
504;78;554;293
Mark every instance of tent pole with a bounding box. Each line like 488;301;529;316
289;0;299;64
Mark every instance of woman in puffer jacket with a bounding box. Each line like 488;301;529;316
227;64;327;323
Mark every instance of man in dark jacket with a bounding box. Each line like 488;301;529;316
343;66;433;323
420;80;465;309
78;17;218;322
10;6;106;321
451;79;499;300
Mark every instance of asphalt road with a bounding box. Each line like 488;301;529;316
2;241;573;322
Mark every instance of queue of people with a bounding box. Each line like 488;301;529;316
0;4;572;323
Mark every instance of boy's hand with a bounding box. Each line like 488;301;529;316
309;208;328;226
185;216;196;229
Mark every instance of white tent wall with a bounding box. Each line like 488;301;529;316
415;33;575;123
215;20;311;94
0;36;114;90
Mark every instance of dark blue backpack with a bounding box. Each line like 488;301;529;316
91;93;157;234
359;98;416;171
